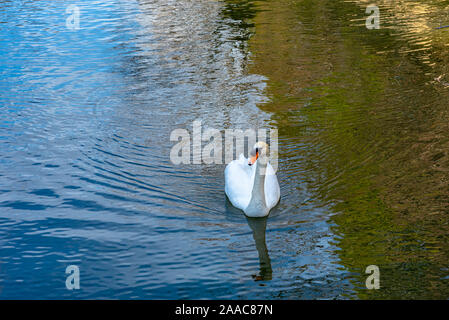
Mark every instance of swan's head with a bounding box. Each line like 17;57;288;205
248;141;269;166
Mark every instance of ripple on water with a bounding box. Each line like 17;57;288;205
6;0;448;300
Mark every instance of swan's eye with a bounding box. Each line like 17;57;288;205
255;148;259;153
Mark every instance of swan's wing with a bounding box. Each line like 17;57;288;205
264;162;280;209
225;154;252;210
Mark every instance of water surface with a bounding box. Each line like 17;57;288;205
1;0;449;299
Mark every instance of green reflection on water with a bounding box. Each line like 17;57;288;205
224;0;449;298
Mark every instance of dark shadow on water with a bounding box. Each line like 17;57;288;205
246;216;272;281
225;197;272;281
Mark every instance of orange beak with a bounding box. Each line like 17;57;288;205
248;152;258;166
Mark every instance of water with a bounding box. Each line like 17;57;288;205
0;0;448;299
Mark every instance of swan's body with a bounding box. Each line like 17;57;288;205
225;142;280;217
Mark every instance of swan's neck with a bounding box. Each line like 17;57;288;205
245;159;268;216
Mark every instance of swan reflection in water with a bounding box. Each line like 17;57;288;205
246;216;272;281
225;198;272;281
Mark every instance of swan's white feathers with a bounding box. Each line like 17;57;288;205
264;163;280;209
224;154;252;210
225;153;280;216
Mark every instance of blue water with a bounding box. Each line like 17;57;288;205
0;0;354;299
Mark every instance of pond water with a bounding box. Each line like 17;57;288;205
1;0;449;299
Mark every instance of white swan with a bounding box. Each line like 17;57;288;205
225;141;280;217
